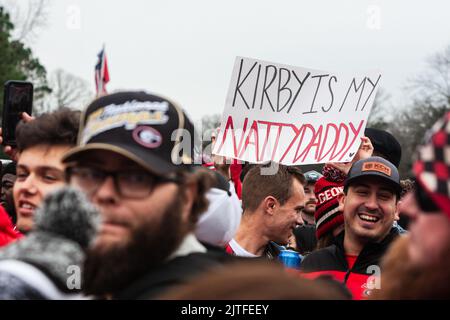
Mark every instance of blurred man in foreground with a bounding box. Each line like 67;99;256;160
63;91;233;299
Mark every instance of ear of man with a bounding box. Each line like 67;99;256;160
337;191;346;213
394;200;401;221
181;179;197;224
263;196;278;216
181;168;215;227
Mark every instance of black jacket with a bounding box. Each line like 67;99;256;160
293;224;317;255
113;244;238;299
300;227;400;299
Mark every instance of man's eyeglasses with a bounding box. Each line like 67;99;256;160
66;166;181;199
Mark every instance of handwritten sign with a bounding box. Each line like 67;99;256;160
213;57;381;165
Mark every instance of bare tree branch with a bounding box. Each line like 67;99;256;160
367;88;391;129
37;69;93;114
0;0;50;44
406;45;450;106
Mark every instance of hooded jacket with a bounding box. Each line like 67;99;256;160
195;174;242;247
113;234;238;299
0;205;22;247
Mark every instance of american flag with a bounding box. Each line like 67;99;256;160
95;47;110;96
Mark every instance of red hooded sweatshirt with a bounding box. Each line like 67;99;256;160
0;205;22;247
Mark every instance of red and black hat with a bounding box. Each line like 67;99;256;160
63;91;195;176
314;177;344;240
413;112;450;219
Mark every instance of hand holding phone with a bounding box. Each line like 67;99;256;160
0;112;34;161
1;81;33;147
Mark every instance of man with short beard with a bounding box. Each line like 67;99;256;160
372;112;450;299
62;91;232;299
301;170;321;225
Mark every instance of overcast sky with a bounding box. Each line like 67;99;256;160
5;0;450;122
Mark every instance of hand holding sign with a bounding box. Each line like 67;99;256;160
354;136;374;162
327;136;374;175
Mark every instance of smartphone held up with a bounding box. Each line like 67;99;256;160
1;80;33;146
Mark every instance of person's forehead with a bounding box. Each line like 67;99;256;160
305;182;316;189
350;176;395;192
291;178;305;196
17;145;69;169
19;145;70;160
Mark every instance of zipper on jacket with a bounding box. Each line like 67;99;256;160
344;268;352;284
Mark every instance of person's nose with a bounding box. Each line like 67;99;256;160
92;175;119;205
17;175;38;195
364;192;379;211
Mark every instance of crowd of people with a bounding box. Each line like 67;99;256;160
0;90;449;300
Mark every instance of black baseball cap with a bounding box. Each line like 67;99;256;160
364;128;402;168
62;91;196;176
344;156;401;196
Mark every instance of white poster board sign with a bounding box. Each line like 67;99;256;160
213;56;381;165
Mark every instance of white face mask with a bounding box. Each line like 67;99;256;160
195;185;242;247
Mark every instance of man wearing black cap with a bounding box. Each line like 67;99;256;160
63;91;232;299
300;156;401;299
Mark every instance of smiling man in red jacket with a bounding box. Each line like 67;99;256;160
300;156;401;299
